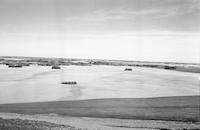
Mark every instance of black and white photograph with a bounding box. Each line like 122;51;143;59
0;0;200;129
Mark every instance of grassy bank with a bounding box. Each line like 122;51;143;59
174;66;200;73
0;96;199;122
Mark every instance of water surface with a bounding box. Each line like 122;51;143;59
0;65;199;104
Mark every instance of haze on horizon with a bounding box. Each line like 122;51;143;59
0;0;200;63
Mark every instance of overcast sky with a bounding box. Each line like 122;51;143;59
0;0;200;63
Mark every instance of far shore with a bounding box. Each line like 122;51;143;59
1;56;200;73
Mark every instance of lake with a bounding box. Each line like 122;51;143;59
0;65;199;104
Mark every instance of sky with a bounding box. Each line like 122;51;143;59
0;0;200;63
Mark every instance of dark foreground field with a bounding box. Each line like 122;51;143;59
0;96;199;122
0;118;79;130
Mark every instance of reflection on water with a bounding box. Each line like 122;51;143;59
0;65;199;104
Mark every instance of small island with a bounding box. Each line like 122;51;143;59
61;81;77;85
52;66;61;69
124;68;132;71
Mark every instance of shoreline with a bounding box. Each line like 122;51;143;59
0;112;200;130
1;56;200;74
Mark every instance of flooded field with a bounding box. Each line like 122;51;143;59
0;65;199;104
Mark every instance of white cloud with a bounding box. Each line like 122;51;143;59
64;1;200;23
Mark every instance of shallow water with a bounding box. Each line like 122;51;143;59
0;65;199;104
